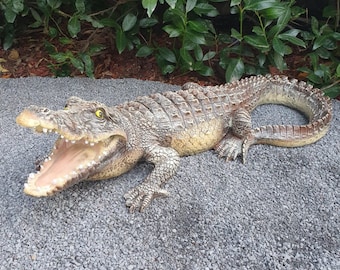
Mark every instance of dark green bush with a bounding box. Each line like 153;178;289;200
0;0;339;97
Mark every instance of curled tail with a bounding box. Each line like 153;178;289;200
252;75;332;147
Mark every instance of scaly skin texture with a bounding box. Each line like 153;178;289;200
16;75;332;212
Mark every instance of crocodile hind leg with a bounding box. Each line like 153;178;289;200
124;146;180;213
214;108;255;163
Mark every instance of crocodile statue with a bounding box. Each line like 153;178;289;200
16;75;332;212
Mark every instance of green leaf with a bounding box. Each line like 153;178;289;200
231;28;242;41
100;18;120;28
272;36;292;56
3;31;14;50
30;8;42;23
122;13;137;32
47;0;62;10
194;45;203;61
161;64;176;74
165;0;177;9
332;32;340;40
272;51;286;71
5;9;16;23
116;28;127;54
75;0;85;13
278;33;306;48
244;35;269;51
315;47;331;59
163;25;182;37
230;0;241;6
158;47;177;63
202;51;216;61
185;31;206;45
88;44;105;55
139;17;158;28
51;52;70;63
180;48;194;69
29;21;42;28
163;7;186;25
252;26;264;36
68;16;81;37
142;0;158;17
257;53;266;67
194;3;219;17
187;20;209;33
80;15;104;28
260;5;286;20
277;6;292;30
291;6;305;18
12;0;24;13
186;0;197;13
70;57;84;73
307;73;323;84
59;37;73;44
81;54;94;78
48;27;58;38
320;37;337;50
324;86;340;98
194;62;214;76
313;35;331;50
136;46;154;57
244;0;277;11
311;16;319;36
224;58;244;82
336;64;340;77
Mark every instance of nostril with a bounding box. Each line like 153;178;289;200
42;108;50;113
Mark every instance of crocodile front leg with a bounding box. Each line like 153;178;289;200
215;108;255;163
124;146;180;213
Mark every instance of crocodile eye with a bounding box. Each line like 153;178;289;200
95;109;104;119
64;105;69;110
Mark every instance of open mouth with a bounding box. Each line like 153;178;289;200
16;106;123;197
23;128;119;197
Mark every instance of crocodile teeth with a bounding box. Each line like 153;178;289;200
60;135;64;138
71;140;76;144
85;140;89;144
90;142;95;146
43;128;48;133
37;186;52;192
28;173;36;179
52;178;65;186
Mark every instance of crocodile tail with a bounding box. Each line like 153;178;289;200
252;75;332;147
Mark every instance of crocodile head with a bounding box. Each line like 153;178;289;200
16;96;127;197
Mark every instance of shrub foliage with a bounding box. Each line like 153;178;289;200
0;0;339;97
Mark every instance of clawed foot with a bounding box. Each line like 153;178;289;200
215;133;255;163
124;183;169;213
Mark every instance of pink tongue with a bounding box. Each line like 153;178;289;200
35;141;101;187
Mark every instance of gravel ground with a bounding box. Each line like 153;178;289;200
0;77;339;269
